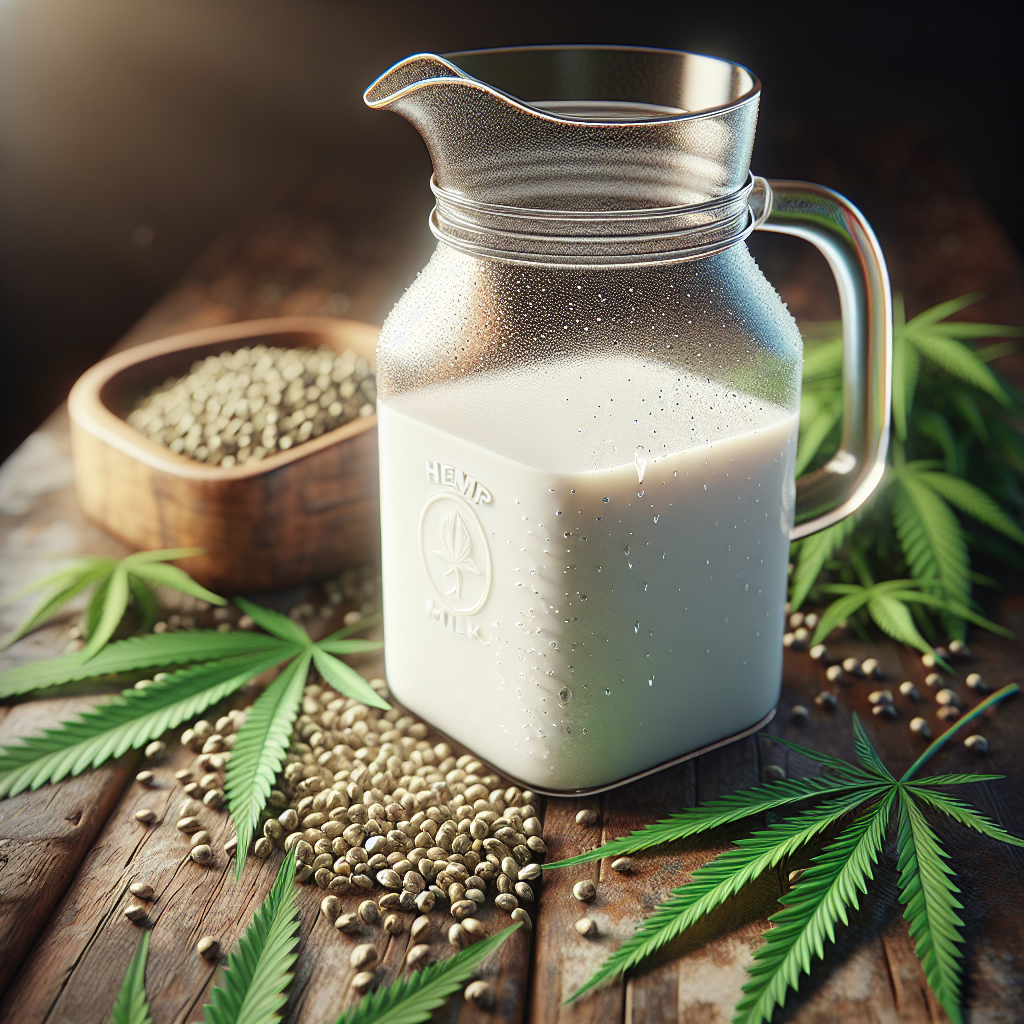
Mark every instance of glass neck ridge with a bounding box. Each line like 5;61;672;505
430;174;769;267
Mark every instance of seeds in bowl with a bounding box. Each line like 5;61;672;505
126;344;376;466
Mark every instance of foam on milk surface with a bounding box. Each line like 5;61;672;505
378;356;798;790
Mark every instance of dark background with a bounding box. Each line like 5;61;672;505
1;0;1021;463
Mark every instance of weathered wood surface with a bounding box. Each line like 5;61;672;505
1;129;1023;1022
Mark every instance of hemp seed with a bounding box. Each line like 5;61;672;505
909;717;932;738
144;741;166;759
899;681;921;701
383;913;404;936
964;734;989;753
448;923;467;949
224;836;238;857
465;980;495;1008
190;830;211;848
351;971;376;993
825;665;843;683
495;893;519;913
406;943;433;969
572;880;596;902
842;657;862;676
177;816;203;834
611;856;635;873
253;837;273;859
935;688;961;707
861;658;879;679
790;704;809;722
134;809;158;825
462;917;485;944
136;770;157;787
966;673;989;692
575;917;599;937
518;862;542;882
129;882;156;900
196;936;220;960
925;672;942;688
814;691;837;709
350;943;378;970
357;900;380;926
191;844;213;866
510;907;532;929
575;809;598;826
123;903;148;923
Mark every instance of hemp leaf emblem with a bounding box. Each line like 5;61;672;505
433;511;480;599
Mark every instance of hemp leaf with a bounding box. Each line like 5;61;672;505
433;511;480;599
791;294;1024;648
546;685;1022;1024
0;597;385;878
333;922;521;1024
108;930;152;1024
204;849;301;1024
1;547;225;658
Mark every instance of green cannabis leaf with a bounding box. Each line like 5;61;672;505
333;922;521;1024
108;930;152;1024
204;849;301;1024
791;294;1024;648
547;685;1022;1024
0;597;385;875
2;547;225;657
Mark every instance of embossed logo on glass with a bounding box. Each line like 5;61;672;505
418;494;491;616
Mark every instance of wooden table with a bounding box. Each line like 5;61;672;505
2;134;1022;1023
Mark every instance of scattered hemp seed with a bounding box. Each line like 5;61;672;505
126;344;377;466
144;740;166;759
803;613;819;630
964;734;989;753
464;980;495;1008
899;681;921;701
321;895;342;921
925;672;942;689
966;673;989;692
909;717;933;739
410;916;433;942
196;936;221;960
136;770;156;787
177;816;203;834
572;880;596;902
611;856;635;873
448;923;467;949
782;632;795;648
937;706;961;722
351;971;376;993
788;612;804;629
129;882;155;901
224;836;238;857
383;913;404;936
575;917;599;937
809;644;830;662
510;908;532;929
792;627;809;648
253;837;273;859
406;943;432;969
123;902;148;923
462;918;486;944
814;691;837;709
350;943;378;970
825;665;843;683
764;764;786;782
861;658;879;679
335;913;360;935
518;863;542;882
790;704;809;723
134;809;158;825
174;769;193;783
872;704;898;719
936;688;962;708
357;900;380;926
495;893;518;913
921;653;936;668
190;844;213;866
868;690;893;706
190;830;211;848
948;639;970;657
575;809;598;826
842;657;862;676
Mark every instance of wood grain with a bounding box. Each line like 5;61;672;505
0;696;136;996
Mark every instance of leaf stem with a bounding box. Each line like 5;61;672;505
900;683;1019;781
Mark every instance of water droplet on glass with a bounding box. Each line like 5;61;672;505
635;451;647;484
604;688;611;696
558;686;571;703
653;514;659;523
603;497;610;503
744;583;749;591
634;621;640;634
564;532;571;538
648;677;654;687
624;545;630;556
579;594;587;600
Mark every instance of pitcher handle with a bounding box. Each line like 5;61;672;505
750;177;892;540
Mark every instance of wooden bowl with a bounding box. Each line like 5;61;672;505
68;316;380;593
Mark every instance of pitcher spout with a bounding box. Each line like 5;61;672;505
364;46;762;212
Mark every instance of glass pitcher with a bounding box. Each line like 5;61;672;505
364;46;890;794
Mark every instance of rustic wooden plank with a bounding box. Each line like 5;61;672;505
0;696;136;997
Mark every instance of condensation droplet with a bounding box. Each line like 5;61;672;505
634;621;640;634
558;686;571;703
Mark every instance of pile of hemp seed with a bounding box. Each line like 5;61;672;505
126;343;376;466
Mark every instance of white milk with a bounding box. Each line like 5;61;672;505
378;356;798;791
